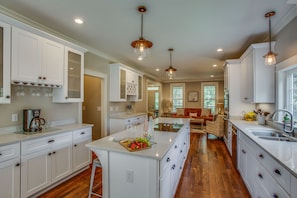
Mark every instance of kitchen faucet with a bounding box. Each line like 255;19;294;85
270;109;294;133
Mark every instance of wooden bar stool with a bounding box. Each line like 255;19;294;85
88;158;102;198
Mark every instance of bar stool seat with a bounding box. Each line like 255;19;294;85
88;158;102;198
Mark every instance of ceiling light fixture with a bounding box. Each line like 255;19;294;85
165;48;177;80
217;48;223;52
131;6;153;61
263;11;277;65
74;17;83;24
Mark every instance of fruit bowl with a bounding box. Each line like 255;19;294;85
119;137;152;152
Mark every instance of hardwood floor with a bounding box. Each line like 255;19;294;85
38;133;250;198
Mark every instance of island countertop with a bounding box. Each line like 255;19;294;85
86;117;190;160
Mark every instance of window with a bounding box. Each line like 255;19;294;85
170;83;185;112
286;68;297;121
201;82;218;114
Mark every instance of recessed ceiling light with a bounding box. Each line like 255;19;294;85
213;64;217;67
74;18;84;24
217;48;223;52
156;68;160;71
210;75;214;77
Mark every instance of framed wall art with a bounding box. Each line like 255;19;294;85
188;91;198;102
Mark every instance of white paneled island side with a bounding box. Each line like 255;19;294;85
86;117;190;198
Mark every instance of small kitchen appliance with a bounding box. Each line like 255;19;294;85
23;109;46;132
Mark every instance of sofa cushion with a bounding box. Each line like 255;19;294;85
176;108;185;116
201;108;211;116
189;112;197;117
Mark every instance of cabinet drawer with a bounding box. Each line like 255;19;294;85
21;132;72;155
238;131;258;155
257;148;291;194
73;128;92;141
0;143;20;162
256;165;290;198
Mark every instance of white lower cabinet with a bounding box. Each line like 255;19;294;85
0;143;21;198
109;114;146;134
238;130;295;198
21;132;72;197
72;128;92;172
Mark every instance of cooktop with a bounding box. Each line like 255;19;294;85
154;123;184;132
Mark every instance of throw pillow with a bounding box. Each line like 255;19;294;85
201;108;210;116
176;108;184;116
189;112;197;117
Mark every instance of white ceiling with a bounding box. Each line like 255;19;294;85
0;0;296;82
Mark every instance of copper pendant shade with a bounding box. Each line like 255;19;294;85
131;6;153;61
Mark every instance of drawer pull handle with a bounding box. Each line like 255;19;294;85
242;149;246;154
80;132;85;135
258;173;263;179
180;150;182;153
172;164;176;170
16;163;20;167
175;145;177;149
259;154;264;159
167;157;171;162
74;144;77;147
48;139;55;143
274;169;281;175
0;153;2;156
273;194;278;198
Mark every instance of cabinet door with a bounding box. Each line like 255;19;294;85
240;51;253;102
137;75;143;101
160;167;171;198
0;20;11;103
120;68;126;99
238;141;247;180
291;175;297;198
21;149;51;197
53;47;84;102
0;158;20;198
42;38;64;85
51;145;72;183
72;139;91;172
11;26;42;84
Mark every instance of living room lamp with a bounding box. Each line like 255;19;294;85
131;6;153;61
263;11;278;65
165;48;177;79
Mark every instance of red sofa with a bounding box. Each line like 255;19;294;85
171;108;213;124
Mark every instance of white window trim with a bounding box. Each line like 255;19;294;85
201;82;218;111
170;83;185;111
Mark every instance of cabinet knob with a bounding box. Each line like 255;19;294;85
53;151;56;154
65;96;68;99
273;194;278;198
175;145;178;149
74;144;77;147
43;77;46;80
258;154;264;159
38;76;42;79
166;157;171;162
180;150;182;153
172;164;176;170
258;173;263;179
0;153;2;156
244;97;248;100
48;152;52;156
16;163;20;167
242;149;246;154
48;139;55;143
274;169;281;175
6;95;10;99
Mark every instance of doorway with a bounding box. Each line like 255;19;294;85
83;75;102;140
147;82;161;118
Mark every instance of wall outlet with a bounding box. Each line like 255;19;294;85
12;113;18;122
126;170;134;183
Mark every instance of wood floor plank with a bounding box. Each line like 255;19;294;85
39;132;250;198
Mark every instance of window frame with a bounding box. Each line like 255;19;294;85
201;82;218;114
170;83;185;112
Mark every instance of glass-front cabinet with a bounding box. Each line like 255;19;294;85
53;47;84;103
0;21;11;104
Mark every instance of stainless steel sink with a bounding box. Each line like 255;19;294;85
250;129;297;142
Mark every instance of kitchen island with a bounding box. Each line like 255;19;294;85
86;117;190;198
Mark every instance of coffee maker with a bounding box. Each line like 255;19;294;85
23;109;46;132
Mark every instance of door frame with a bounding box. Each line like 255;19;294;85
79;69;108;137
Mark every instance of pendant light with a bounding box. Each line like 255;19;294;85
165;48;177;79
131;6;153;61
263;11;278;65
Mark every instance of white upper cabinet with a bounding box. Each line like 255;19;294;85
11;26;64;86
240;42;275;103
53;47;84;103
0;20;11;104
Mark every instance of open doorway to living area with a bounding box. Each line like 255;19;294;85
147;81;161;118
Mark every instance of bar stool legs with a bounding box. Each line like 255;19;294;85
88;158;102;198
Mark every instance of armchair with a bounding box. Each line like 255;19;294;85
205;114;224;139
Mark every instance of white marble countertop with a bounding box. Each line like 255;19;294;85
0;123;93;146
230;119;297;177
109;112;147;119
86;117;190;160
